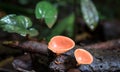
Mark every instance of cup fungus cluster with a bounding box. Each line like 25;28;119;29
48;35;93;65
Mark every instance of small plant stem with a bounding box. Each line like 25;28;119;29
73;0;78;40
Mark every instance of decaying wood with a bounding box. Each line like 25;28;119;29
12;54;33;71
2;40;48;55
79;48;120;72
19;41;48;55
83;39;120;49
2;39;120;72
50;39;120;72
67;69;81;72
49;55;77;72
79;39;120;72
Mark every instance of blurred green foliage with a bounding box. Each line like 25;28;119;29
0;0;120;41
36;0;99;40
46;13;75;41
81;0;99;30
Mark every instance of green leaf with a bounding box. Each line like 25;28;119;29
15;28;39;37
2;25;15;33
81;0;99;30
46;14;75;41
16;28;28;36
16;15;32;28
0;14;17;25
35;1;57;28
0;14;32;28
28;28;39;37
2;24;27;36
0;14;38;37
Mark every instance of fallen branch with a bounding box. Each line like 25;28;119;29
50;39;120;72
83;39;120;49
2;41;48;55
2;39;120;72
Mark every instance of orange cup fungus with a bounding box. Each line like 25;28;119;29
74;49;93;65
48;36;75;54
